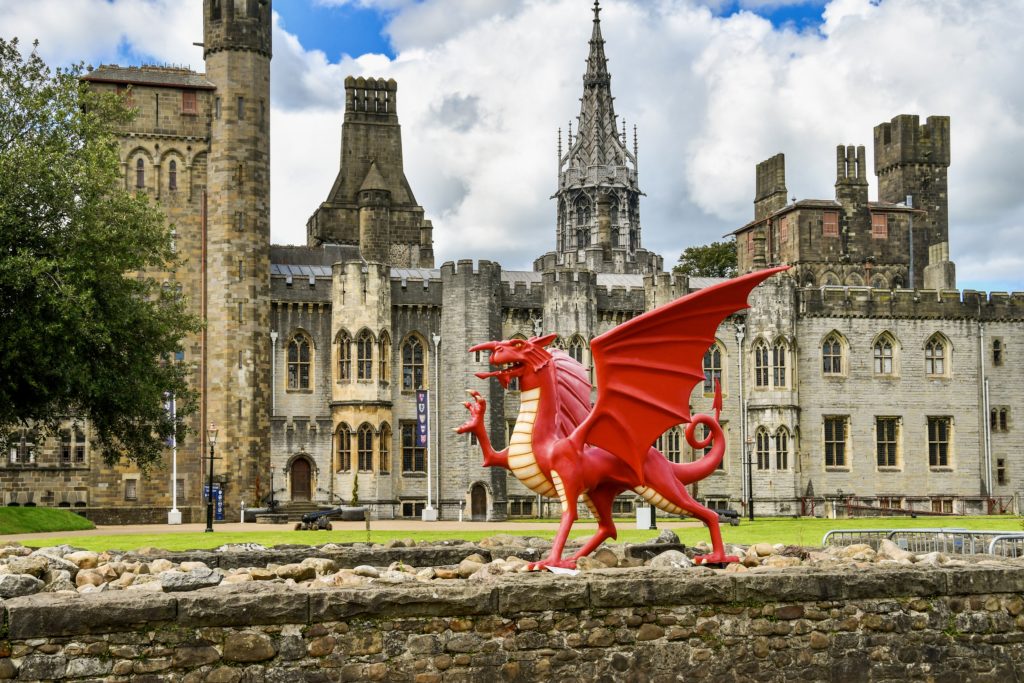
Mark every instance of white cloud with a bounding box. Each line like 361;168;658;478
3;0;1023;291
0;0;203;68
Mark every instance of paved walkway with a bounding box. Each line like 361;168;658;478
0;519;703;544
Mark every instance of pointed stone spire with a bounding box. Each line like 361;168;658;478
584;0;610;88
539;0;661;276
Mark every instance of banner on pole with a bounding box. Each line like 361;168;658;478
416;390;429;447
163;392;176;448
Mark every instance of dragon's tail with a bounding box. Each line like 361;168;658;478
673;412;726;483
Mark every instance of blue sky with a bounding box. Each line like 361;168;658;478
2;0;1022;292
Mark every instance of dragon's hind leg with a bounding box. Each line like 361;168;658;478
654;480;738;566
569;485;620;561
528;467;582;570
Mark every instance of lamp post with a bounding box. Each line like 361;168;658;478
734;321;750;520
205;422;218;533
269;465;276;510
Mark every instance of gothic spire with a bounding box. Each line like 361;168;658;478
572;0;628;169
584;0;610;88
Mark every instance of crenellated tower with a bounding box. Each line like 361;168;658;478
307;76;434;268
538;0;660;275
203;0;272;514
874;115;954;289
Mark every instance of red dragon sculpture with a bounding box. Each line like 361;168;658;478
456;266;788;569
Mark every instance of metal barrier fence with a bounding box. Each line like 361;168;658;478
822;528;1024;557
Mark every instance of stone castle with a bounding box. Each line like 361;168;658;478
3;0;1021;522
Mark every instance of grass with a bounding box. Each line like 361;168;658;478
0;507;96;535
7;514;1019;553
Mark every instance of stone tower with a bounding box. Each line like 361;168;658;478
203;0;272;513
874;115;953;289
538;0;661;275
307;77;434;268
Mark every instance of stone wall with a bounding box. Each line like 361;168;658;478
3;564;1024;681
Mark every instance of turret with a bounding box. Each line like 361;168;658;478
202;0;273;516
754;153;787;221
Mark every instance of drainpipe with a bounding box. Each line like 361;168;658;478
980;322;993;498
269;331;278;416
734;321;747;513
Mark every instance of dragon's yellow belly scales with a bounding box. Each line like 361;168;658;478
507;388;557;498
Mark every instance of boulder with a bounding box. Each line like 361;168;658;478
275;563;316;582
4;556;50;578
752;543;776;557
75;569;105;588
654;529;681;545
0;573;44;598
64;551;99;569
650;550;694;570
878;539;916;563
160;568;223;592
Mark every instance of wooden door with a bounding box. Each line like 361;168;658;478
470;484;487;521
291;458;311;501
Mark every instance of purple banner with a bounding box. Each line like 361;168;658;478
416;390;429;447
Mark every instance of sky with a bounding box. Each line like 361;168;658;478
2;0;1023;292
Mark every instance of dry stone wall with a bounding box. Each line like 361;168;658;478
3;563;1024;681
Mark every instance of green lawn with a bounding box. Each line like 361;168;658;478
0;507;96;535
11;515;1020;553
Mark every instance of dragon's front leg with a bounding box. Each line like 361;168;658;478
528;466;582;570
455;390;508;469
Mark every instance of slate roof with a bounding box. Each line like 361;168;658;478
83;65;216;90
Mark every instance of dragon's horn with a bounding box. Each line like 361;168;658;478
532;333;557;348
468;341;497;353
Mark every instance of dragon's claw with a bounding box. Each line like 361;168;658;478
693;553;739;566
526;558;578;571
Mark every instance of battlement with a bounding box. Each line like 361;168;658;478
874;115;951;173
203;0;272;59
755;153;787;202
799;286;1024;321
835;145;867;184
344;76;398;120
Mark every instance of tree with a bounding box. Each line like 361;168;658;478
673;240;738;278
0;39;200;468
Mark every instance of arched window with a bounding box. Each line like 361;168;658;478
402;335;425;391
925;335;947;376
336;331;352;382
756;428;770;470
822;334;843;375
772;340;787;388
568;336;585;365
664;427;682;464
754;340;770;387
379;423;391;473
703;343;722;393
335;424;351;472
774;427;789;470
823;272;841;286
135;158;145;188
168;160;177;191
609;199;619;226
357;424;374;472
287;333;312;389
356;330;374;380
873;335;894;375
576;198;591;227
379;331;391;384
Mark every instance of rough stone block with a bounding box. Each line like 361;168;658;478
496;574;589;614
5;591;175;638
587;568;733;607
309;582;496;621
176;584;308;626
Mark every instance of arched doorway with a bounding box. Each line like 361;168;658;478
470;483;487;521
291;458;311;501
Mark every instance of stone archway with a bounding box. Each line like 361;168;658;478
290;457;312;501
470;483;487;521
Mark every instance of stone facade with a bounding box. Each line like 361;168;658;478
3;565;1024;681
2;0;1021;523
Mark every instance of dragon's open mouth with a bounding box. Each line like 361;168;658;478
476;361;524;386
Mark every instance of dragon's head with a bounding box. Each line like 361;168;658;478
469;333;558;389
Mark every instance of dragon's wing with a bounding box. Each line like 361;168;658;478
572;266;788;482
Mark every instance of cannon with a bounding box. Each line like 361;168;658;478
294;505;368;530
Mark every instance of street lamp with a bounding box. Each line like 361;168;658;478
269;465;276;510
205;422;218;533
